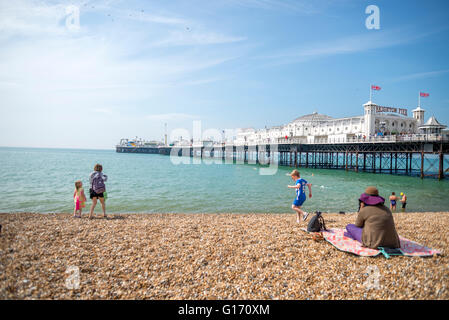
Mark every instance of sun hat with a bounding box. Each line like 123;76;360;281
359;186;385;206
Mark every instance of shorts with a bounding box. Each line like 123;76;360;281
293;196;306;207
402;202;407;209
90;188;104;199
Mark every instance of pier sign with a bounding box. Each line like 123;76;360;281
376;106;408;116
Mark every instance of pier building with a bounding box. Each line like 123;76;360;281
234;101;445;145
116;100;449;179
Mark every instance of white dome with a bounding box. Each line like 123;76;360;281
291;112;334;124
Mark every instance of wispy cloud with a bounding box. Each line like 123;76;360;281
257;29;443;67
390;69;449;83
152;30;246;47
93;5;189;25
224;0;323;14
180;77;222;86
0;0;240;94
92;107;113;114
146;113;199;121
0;0;70;38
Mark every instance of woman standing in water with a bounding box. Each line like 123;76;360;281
389;192;398;212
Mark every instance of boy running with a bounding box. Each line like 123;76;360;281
287;170;312;223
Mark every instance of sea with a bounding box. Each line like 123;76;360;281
0;147;448;213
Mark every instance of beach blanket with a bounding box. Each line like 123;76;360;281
302;228;442;258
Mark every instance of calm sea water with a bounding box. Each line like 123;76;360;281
0;147;448;213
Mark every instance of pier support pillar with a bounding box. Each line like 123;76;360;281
395;153;398;173
438;150;444;180
345;151;348;171
363;153;366;172
421;151;424;179
256;146;259;164
350;152;353;170
379;152;382;173
390;153;393;174
405;152;409;175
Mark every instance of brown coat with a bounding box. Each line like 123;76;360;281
355;204;401;249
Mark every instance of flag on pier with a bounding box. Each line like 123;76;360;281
370;85;381;102
418;92;429;107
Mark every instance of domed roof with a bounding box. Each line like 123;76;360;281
421;116;446;128
412;106;425;112
292;112;334;123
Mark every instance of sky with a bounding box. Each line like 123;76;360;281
0;0;449;149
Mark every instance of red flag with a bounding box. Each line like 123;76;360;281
420;92;429;97
371;85;381;90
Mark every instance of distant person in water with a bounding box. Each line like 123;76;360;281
400;192;407;212
345;186;400;249
73;180;86;218
89;164;108;219
287;170;312;224
389;192;398;212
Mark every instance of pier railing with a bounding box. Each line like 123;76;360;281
228;134;448;146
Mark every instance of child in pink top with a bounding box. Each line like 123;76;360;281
73;180;86;218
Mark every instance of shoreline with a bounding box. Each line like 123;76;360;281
1;212;447;299
1;210;448;215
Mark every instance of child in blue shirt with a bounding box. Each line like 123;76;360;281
287;170;312;223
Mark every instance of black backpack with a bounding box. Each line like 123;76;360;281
307;211;327;232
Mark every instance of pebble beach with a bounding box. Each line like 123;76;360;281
1;212;448;300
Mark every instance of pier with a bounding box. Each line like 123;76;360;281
116;138;449;180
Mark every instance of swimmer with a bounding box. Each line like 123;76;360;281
400;192;407;212
389;192;398;212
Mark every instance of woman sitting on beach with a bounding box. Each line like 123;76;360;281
88;163;108;219
345;186;400;249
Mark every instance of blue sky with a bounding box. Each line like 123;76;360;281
0;0;448;149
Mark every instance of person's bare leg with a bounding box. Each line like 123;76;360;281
73;207;77;217
99;197;106;218
292;205;304;223
89;198;97;219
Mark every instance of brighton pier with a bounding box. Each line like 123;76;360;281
116;101;449;179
